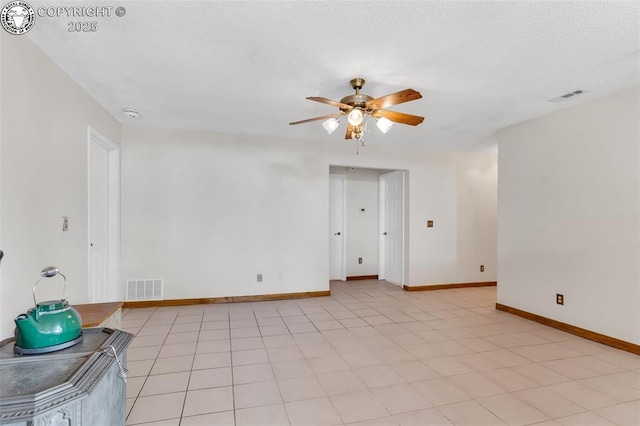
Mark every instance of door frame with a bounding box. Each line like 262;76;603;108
87;126;120;302
329;174;347;281
378;170;406;286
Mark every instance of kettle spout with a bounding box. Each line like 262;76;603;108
14;312;38;349
14;313;36;329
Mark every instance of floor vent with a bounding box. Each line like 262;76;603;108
126;279;163;301
549;90;586;102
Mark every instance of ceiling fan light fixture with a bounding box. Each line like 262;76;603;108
322;117;340;134
376;117;394;134
347;109;364;126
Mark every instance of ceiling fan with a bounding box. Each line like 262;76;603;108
289;78;424;141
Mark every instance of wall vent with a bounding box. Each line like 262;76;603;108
126;279;163;300
549;90;586;102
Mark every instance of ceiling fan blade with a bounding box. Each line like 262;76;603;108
289;112;343;126
307;97;353;110
345;122;354;139
366;89;422;110
372;109;424;126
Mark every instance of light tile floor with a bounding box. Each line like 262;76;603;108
122;280;640;425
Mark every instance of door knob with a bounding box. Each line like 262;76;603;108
334;232;341;236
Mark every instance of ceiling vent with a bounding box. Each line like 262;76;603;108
548;90;587;103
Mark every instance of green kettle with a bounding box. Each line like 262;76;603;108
14;266;83;355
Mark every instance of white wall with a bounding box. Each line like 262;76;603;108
121;127;331;299
330;167;380;277
0;33;121;340
407;155;498;284
497;86;640;344
121;125;497;300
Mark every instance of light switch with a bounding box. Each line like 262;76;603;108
427;220;433;228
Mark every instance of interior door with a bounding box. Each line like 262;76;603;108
380;170;404;285
329;174;346;281
89;139;110;302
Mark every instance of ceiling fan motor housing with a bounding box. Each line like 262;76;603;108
341;78;371;111
339;94;374;111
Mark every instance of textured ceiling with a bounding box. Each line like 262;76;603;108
26;1;640;151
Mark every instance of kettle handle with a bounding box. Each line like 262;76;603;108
32;266;68;306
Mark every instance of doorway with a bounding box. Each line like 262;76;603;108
88;127;120;302
329;167;406;285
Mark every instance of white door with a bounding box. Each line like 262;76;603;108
379;171;404;285
89;140;109;301
88;127;119;302
329;174;346;281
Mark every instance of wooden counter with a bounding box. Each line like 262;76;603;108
74;302;123;328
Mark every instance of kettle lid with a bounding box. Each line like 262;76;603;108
37;300;68;312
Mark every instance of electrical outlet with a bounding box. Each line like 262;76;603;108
257;273;263;283
358;258;362;264
556;293;564;305
480;265;484;272
427;220;434;228
62;216;69;232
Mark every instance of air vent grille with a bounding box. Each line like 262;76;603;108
126;279;163;300
549;90;587;102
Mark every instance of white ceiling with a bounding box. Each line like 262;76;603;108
27;1;640;151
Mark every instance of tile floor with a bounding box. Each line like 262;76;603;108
122;280;640;425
